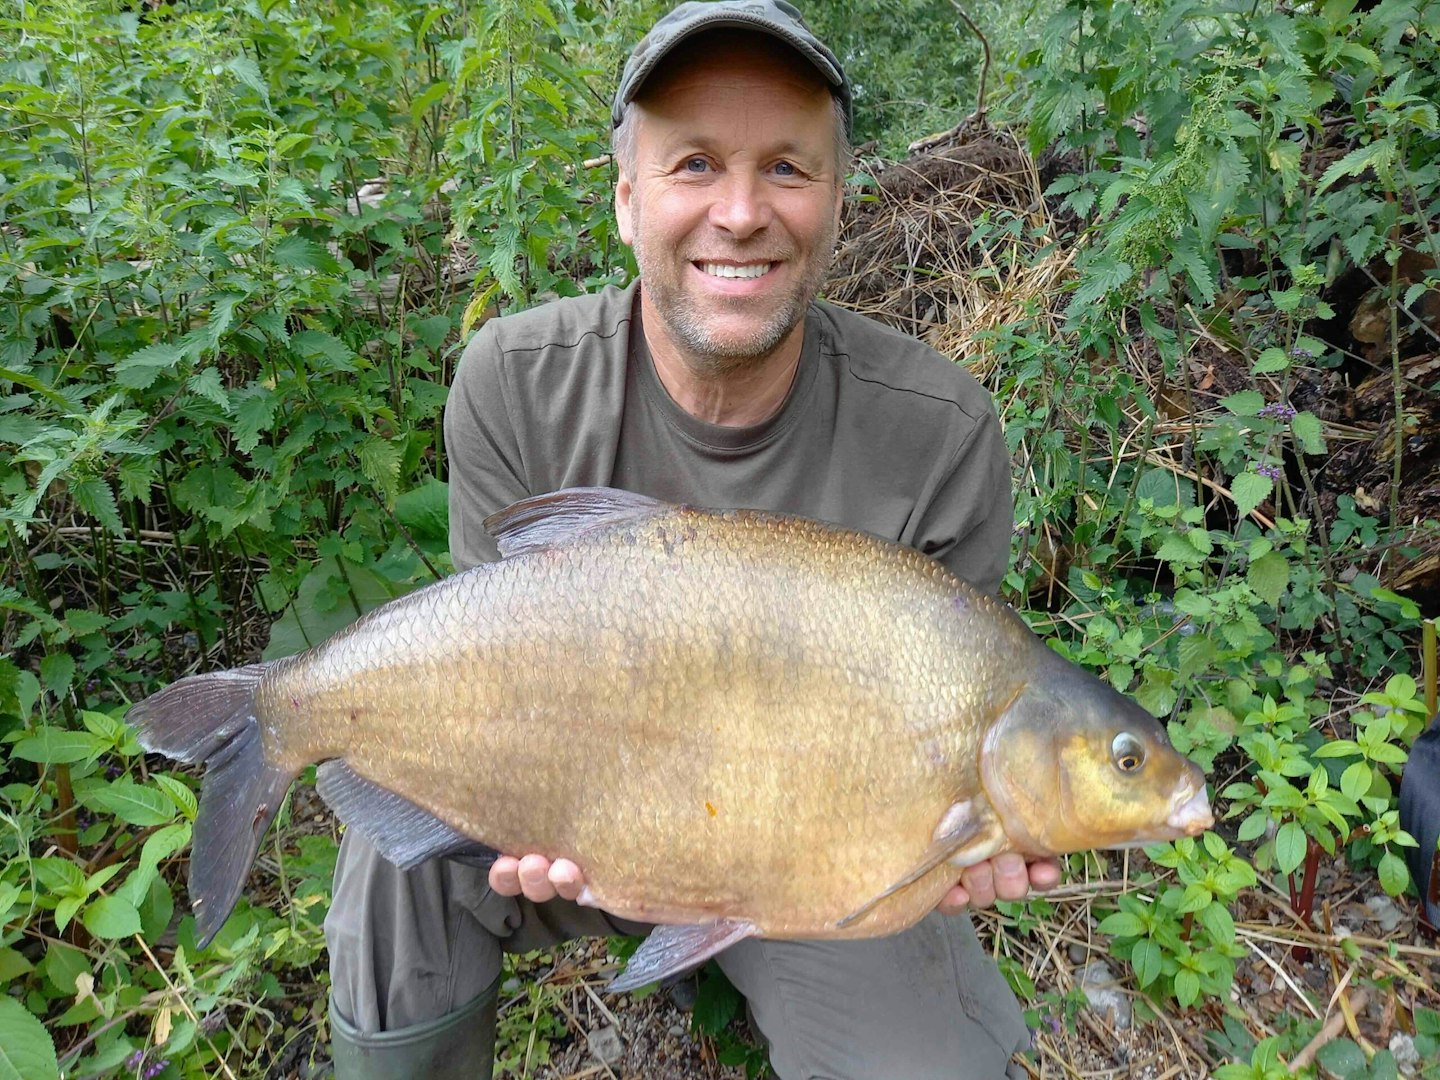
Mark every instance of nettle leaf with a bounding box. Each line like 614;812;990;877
1231;472;1273;519
1251;347;1289;374
394;478;449;543
232;386;278;453
1157;532;1207;566
273;234;342;273
70;476;125;534
1315;1038;1367;1078
1136;467;1195;509
359;436;404;503
39;651;75;695
292;329;357;372
114;343;185;390
187;368;231;412
0;996;59;1080
1065;257;1135;318
1317;138;1397;192
1291;411;1325;454
1247;551;1290;608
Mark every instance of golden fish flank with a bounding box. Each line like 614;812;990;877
127;487;1213;990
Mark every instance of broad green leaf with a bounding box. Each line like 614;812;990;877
76;778;176;826
394;478;449;543
42;943;87;995
1378;852;1410;896
1131;939;1163;987
1197;902;1235;944
1315;1038;1366;1077
1247;551;1290;607
0;997;59;1080
82;895;142;939
1274;821;1307;875
1231;472;1273;519
1341;761;1372;800
1220;390;1264;417
410;81;451;129
1252;347;1289;374
1174;969;1201;1008
153;775;198;820
1291;412;1325;454
0;947;33;983
411;314;451;352
1097;912;1146;938
11;728;108;764
359;436;404;503
1157;533;1207;566
1135;467;1194;509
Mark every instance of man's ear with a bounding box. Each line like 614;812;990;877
616;171;635;246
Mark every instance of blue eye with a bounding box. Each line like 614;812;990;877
774;161;796;176
684;158;709;173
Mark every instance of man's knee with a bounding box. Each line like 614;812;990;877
716;914;1029;1080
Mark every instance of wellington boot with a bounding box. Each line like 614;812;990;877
328;977;498;1080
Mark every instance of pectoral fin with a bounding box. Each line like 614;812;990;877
607;919;758;993
835;799;1003;930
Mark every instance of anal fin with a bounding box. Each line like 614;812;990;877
835;799;1001;930
607;920;758;993
316;760;498;870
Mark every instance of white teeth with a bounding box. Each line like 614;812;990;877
700;262;771;279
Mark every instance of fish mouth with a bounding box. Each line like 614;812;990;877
1166;784;1214;836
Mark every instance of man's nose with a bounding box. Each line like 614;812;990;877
708;170;772;239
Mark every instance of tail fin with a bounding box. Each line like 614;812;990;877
127;663;295;947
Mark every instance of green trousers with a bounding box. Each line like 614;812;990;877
325;832;1031;1079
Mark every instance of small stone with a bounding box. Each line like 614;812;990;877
587;1024;624;1065
1365;895;1406;934
501;977;521;994
1079;960;1132;1031
1067;943;1088;965
1389;1032;1418;1075
666;1024;686;1038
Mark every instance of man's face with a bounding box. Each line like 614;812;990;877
615;33;845;373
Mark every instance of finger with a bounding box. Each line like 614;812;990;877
935;883;971;916
958;861;997;910
992;852;1031;902
518;854;558;903
1028;858;1062;891
489;856;522;897
549;858;584;902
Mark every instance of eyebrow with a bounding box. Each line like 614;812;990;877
655;134;827;164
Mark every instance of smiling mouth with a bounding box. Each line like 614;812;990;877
697;262;774;280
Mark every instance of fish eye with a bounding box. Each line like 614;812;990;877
1112;732;1146;773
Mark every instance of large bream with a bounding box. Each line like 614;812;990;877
129;488;1213;989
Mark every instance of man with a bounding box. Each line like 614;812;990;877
325;3;1060;1076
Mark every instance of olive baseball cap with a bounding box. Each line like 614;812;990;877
612;1;852;137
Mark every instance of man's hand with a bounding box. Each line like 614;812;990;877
935;854;1060;915
489;854;585;903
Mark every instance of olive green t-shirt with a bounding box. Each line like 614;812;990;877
444;279;1013;595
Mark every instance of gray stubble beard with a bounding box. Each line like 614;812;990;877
630;189;838;379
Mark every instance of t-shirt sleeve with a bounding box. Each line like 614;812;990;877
916;405;1014;598
443;322;532;572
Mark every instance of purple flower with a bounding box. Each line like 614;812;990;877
1291;346;1314;359
1258;402;1297;421
1255;464;1283;481
125;1050;144;1071
143;1060;169;1079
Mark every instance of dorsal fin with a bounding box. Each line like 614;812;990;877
483;486;669;558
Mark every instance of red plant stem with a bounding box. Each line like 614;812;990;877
1290;837;1323;961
